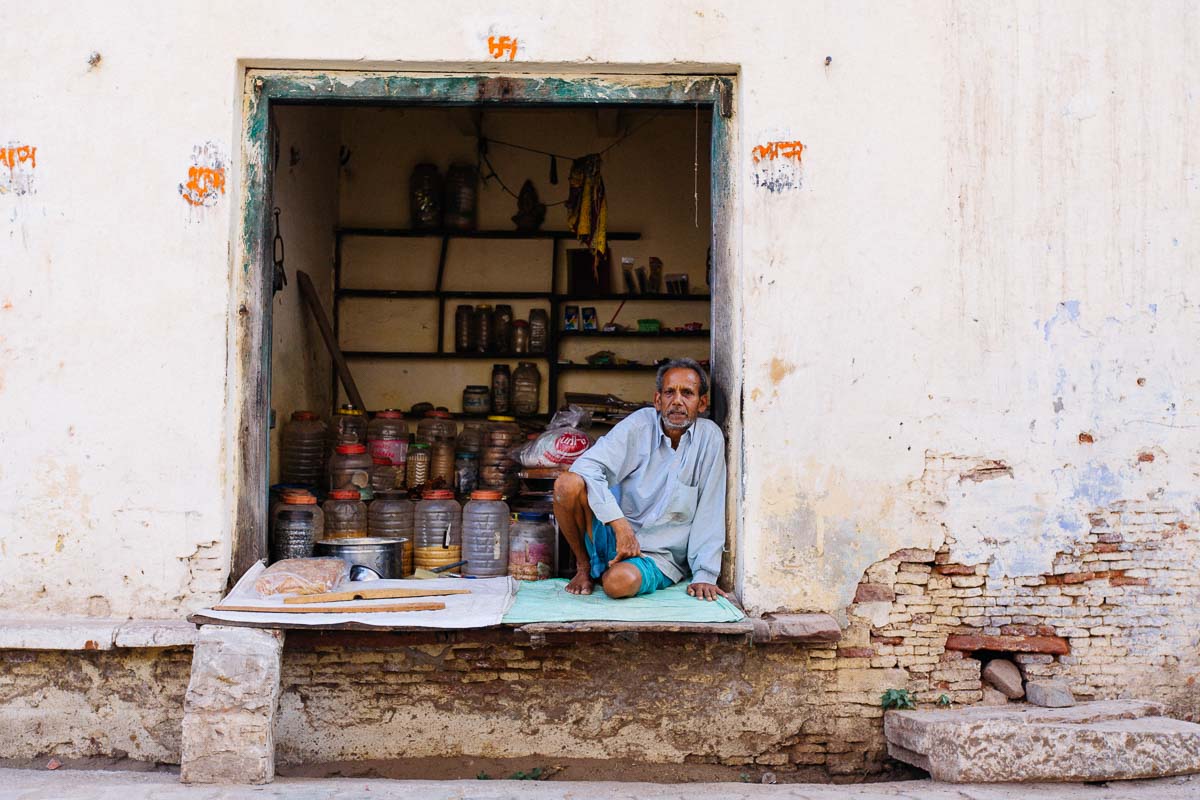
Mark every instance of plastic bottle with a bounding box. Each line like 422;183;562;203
493;304;513;354
280;411;328;489
430;442;456;488
330;405;368;450
406;442;431;489
367;410;408;467
528;309;549;354
368;492;415;576
508;511;556;580
512;361;541;417
328;443;373;492
322;488;368;538
457;420;486;454
414;490;463;574
462;490;510;577
490;364;512;415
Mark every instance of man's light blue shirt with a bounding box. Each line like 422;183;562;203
568;407;726;585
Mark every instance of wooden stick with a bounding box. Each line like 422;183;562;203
284;587;470;605
213;602;445;614
296;269;366;411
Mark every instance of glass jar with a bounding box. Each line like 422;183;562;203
493;304;513;355
454;451;479;498
512;361;542;417
511;320;530;354
490;364;511;415
410;163;443;230
457;420;485;454
368;492;415;576
330;405;368;451
454;304;474;353
414;490;463;574
462;385;491;416
323;488;368;538
417;410;458;447
367;410;408;467
430;442;456;488
473;304;494;353
406;442;431;490
270;489;325;544
462;490;510;577
271;509;318;563
328;443;373;492
528;308;549;354
508;511;556;580
443;162;478;231
370;457;403;493
280;411;327;490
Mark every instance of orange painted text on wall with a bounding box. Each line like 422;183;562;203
488;36;518;61
0;145;37;171
181;166;226;207
751;140;804;164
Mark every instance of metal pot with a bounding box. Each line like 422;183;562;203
314;537;407;580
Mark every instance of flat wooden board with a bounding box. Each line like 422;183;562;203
284;587;469;604
212;602;446;614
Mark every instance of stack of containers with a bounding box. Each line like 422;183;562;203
480;416;521;497
367;410;408;478
328;443;373;492
414;489;462;574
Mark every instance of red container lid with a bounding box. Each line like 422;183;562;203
422;489;455;500
426;410;452;419
291;411;319;421
336;444;367;454
470;490;503;500
281;491;317;505
328;489;361;500
372;457;390;466
376;410;404;419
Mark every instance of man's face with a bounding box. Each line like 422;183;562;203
654;367;708;432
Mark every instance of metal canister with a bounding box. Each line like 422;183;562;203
271;509;317;563
314;537;407;580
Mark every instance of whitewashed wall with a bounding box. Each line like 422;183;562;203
0;1;1195;618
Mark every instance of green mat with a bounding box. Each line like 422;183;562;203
502;578;745;624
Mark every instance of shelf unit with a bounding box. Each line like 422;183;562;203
332;227;711;413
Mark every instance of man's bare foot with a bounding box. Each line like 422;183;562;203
566;570;594;595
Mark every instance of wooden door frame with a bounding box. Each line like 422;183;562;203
231;70;743;589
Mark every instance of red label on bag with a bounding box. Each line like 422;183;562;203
545;431;590;464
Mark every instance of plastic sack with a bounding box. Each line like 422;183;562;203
254;558;349;596
514;405;595;467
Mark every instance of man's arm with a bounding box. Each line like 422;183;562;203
686;428;727;598
568;418;637;525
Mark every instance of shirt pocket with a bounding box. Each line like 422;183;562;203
659;481;699;526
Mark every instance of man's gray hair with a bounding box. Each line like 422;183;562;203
655;358;710;397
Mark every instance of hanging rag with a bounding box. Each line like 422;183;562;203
566;154;608;257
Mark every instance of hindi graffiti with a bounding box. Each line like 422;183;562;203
488;35;518;61
752;138;805;193
178;142;226;208
0;143;37;196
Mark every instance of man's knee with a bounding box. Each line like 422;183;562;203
601;563;641;599
553;471;586;505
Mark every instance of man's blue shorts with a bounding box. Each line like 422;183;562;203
585;516;675;596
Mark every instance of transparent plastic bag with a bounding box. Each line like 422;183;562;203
514;405;594;467
254;558;349;596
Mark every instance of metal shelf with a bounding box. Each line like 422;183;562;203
337;289;553;300
336;227;642;241
557;293;711;302
558;330;709;339
342;351;551;361
555;362;663;372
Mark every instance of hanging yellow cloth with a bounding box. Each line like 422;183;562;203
566;154;607;256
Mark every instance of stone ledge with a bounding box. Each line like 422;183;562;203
0;618;197;651
751;613;842;643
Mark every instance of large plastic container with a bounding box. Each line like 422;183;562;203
323;488;368;538
370;457;403;493
271;509;318;563
330;405;368;449
367;410;408;467
508;511;556;581
462;490;510;577
430;442;456;488
270;489;325;542
328;443;373;492
280;411;327;489
414;489;462;574
368;492;415;576
457;420;486;454
512;361;541;417
417;410;458;448
454;452;479;498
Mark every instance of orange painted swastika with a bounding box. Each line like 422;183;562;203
488;35;518;61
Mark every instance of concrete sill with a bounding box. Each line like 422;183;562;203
0;618;198;651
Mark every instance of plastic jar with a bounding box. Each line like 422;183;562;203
454;304;474;353
280;411;328;489
490;364;511;415
528;309;549;354
406;442;431;489
271;489;325;542
462;490;511;577
410;163;443;229
323;488;368;538
367;410;408;467
486;416;523;448
457;420;486;454
430;442;456;487
368;492;415;576
330;405;368;449
511;320;530;354
370;457;403;493
473;304;494;353
508;511;556;580
414;490;463;574
454;452;479;498
443;162;478;231
493;304;513;354
512;361;541;417
328;443;373;492
417;410;457;447
271;509;319;563
462;385;491;416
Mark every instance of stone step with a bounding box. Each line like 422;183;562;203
885;700;1200;783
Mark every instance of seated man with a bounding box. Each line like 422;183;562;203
553;358;728;601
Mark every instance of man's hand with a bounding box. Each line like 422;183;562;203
687;582;728;601
607;518;641;567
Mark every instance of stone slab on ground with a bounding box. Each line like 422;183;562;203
885;700;1200;783
982;659;1024;699
1025;679;1074;708
981;686;1010;706
2;769;1200;799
